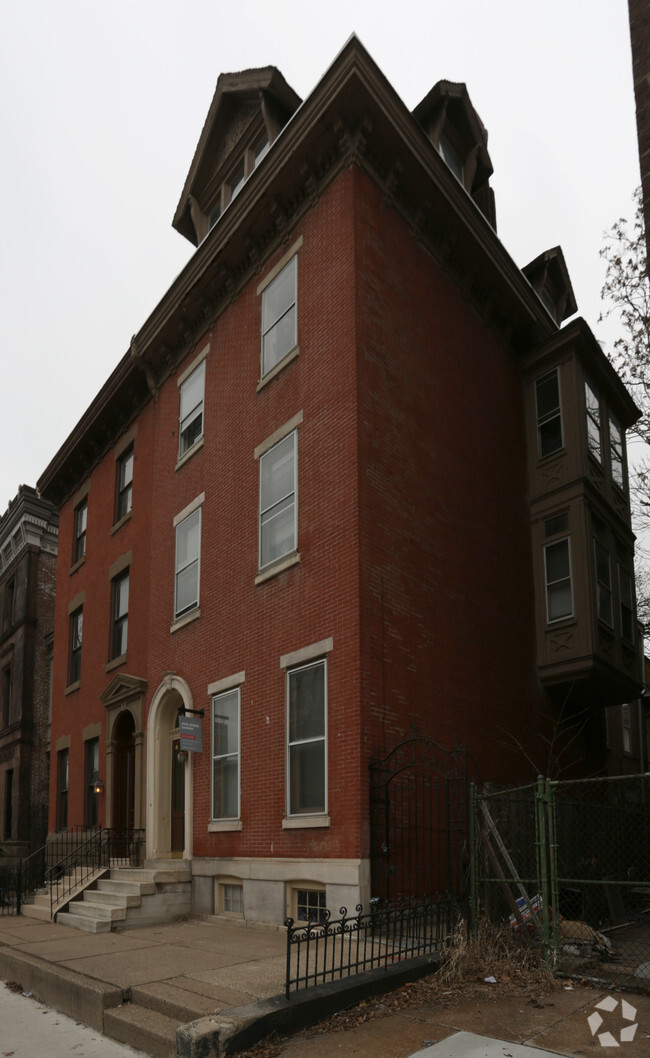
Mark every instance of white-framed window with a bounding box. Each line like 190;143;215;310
609;415;625;489
259;431;297;569
68;607;83;685
214;877;244;917
594;539;613;626
536;369;563;458
174;507;201;619
110;570;129;659
261;255;297;376
115;445;134;522
287;659;327;816
73;499;87;564
178;360;206;458
211;688;240;820
618;565;635;643
290;885;328;925
544;536;573;623
585;379;602;462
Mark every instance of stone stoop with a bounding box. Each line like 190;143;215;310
103;981;219;1058
55;861;192;934
21;867;108;923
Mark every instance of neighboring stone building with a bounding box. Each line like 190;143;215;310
38;39;642;925
0;486;58;860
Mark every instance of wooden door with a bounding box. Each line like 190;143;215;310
171;739;185;854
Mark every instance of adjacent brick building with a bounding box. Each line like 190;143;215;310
38;39;642;924
0;486;58;860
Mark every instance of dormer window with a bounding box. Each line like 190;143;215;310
230;160;246;202
438;131;464;184
207;131;274;234
254;132;269;167
522;246;577;326
412;80;495;226
540;288;557;322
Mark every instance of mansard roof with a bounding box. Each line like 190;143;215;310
173;67;301;245
37;35;586;506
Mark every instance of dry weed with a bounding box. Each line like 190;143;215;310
437;915;556;992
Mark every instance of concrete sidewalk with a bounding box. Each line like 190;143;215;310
2;913;650;1057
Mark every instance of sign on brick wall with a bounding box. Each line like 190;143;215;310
179;714;203;753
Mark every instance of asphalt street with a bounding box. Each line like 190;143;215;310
0;981;149;1058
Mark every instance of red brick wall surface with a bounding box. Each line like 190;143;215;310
48;163;572;860
352;168;544;801
48;404;155;832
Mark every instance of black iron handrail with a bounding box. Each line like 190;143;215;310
16;825;97;913
46;828;145;915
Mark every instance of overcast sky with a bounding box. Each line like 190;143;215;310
0;0;641;513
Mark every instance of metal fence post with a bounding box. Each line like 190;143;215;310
545;778;559;961
16;859;22;916
535;776;551;964
469;782;478;937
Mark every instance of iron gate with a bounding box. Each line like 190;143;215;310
370;734;468;903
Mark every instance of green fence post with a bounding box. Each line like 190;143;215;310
469;782;477;938
546;777;559;962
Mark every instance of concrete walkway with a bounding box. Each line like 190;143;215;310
2;913;650;1057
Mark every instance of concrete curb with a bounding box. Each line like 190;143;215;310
177;954;442;1057
0;947;124;1032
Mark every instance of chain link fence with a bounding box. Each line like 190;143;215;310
472;775;650;990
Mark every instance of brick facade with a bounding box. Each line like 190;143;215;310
39;41;641;923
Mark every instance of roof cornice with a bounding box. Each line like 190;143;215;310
38;35;560;504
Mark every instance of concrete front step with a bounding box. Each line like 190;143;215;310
20;902;53;922
67;900;127;923
103;1003;178;1058
116;866;191;884
96;877;156;897
84;888;141;907
55;910;112;933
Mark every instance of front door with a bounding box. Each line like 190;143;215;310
171;739;185;855
113;711;135;856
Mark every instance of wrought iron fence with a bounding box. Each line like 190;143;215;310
0;863;20;916
285;899;464;999
472;775;650;991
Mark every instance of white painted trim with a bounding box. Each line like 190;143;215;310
146;674;195;862
254;412;303;460
280;638;333;669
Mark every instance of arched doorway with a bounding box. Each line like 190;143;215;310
146;675;194;861
113;711;135;854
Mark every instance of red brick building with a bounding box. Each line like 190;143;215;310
38;40;642;925
0;486;58;860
